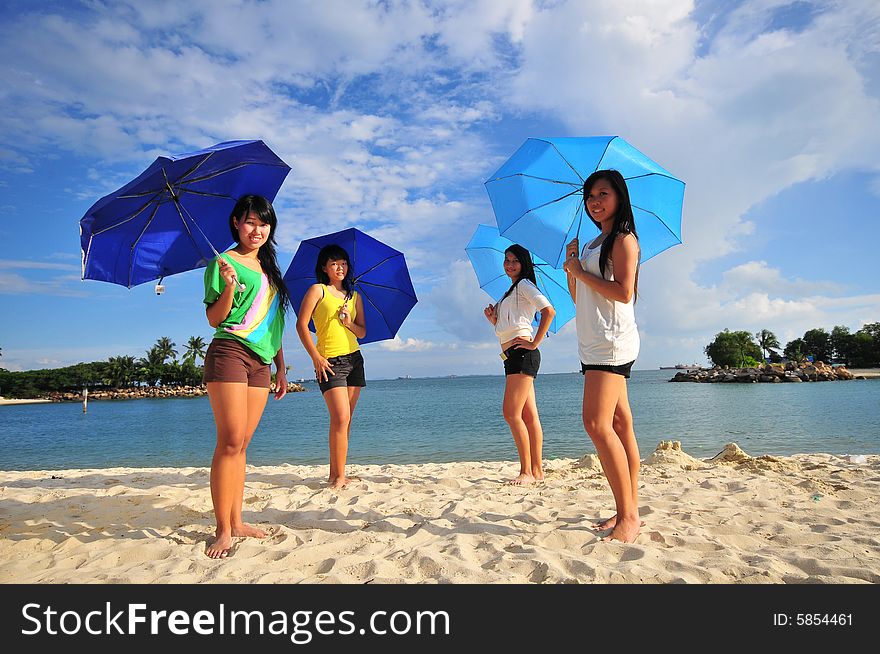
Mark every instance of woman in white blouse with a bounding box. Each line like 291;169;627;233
483;244;556;485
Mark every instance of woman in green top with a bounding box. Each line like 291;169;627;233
202;195;290;559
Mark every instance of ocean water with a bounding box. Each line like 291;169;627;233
1;370;878;471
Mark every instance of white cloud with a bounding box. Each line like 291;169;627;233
426;258;498;343
0;272;87;297
720;260;842;296
0;260;79;271
379;336;438;352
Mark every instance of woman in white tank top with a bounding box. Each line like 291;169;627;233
562;170;642;543
483;244;556;485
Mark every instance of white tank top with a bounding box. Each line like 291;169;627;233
575;239;639;365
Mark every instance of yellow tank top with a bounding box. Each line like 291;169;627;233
313;285;360;357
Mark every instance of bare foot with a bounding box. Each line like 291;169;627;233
231;523;268;539
532;470;545;482
329;475;356;490
206;532;233;559
593;514;646;530
599;516;641;543
506;473;535;486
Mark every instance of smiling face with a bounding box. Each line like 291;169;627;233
234;211;271;251
585;178;620;230
322;257;349;284
503;251;522;281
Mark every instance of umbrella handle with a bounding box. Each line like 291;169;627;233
231;274;247;293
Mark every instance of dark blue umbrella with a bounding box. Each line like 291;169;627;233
283;227;418;345
465;224;574;334
80;139;291;288
484;136;685;269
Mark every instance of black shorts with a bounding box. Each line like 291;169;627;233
581;360;635;379
319;350;367;393
503;347;541;377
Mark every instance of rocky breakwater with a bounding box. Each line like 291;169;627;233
669;361;862;384
45;382;306;402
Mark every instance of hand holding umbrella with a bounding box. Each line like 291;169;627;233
483;303;497;325
216;255;247;293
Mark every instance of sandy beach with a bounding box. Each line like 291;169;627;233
0;397;52;406
1;441;878;584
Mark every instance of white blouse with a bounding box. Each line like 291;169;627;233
494;279;552;346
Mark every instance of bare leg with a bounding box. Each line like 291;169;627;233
324;386;359;489
594;382;642;530
230;385;269;538
503;373;536;485
582;371;640;543
206;382;248;559
521;384;544;481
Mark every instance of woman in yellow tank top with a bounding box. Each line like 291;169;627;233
295;244;367;490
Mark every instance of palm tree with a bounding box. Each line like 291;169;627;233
105;355;138;388
182;336;207;364
755;329;781;362
154;337;178;364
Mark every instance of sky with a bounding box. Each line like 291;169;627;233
1;0;878;380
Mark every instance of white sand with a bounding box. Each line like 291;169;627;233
1;442;878;584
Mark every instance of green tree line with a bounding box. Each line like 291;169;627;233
704;323;880;369
0;336;208;399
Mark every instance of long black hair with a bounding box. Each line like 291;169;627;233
315;244;354;296
228;194;290;313
583;169;639;298
499;243;537;304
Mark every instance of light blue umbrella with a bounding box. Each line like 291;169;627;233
465;224;575;335
484;136;685;269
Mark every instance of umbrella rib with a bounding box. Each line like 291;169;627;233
486;172;581;186
534;265;571;295
127;202;162;288
515;187;582;218
630;204;683;244
174;196;223;259
181;161;288;186
355;279;418;300
547;141;590;183
623;171;685;185
352;253;403;283
89;192;164;236
356;286;395;338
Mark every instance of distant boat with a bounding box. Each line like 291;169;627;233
660;363;703;370
397;375;412;380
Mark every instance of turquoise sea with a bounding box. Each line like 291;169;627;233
1;370;878;471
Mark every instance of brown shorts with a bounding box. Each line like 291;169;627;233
203;338;271;388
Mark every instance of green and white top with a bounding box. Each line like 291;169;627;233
203;253;285;364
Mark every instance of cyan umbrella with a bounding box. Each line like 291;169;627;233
465;224;575;334
283;227;418;345
484;136;685;269
80;139;291;288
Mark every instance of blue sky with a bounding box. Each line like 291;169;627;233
1;0;878;379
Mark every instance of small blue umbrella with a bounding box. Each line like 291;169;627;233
465;224;575;334
80;139;291;288
484;136;685;269
283;227;418;345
